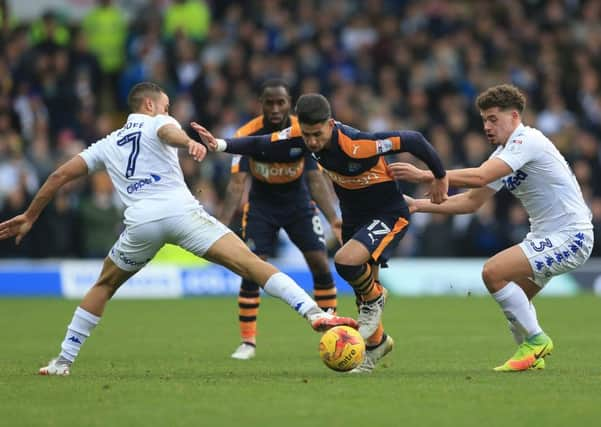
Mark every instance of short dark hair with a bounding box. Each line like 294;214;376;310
295;94;331;125
127;82;163;112
260;78;290;97
476;84;526;113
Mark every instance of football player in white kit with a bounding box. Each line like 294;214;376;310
388;84;594;371
0;82;357;376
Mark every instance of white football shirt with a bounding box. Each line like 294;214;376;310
487;123;592;234
79;113;199;225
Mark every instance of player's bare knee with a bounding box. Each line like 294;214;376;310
333;250;357;267
481;262;504;290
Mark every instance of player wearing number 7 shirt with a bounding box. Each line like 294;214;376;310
389;84;594;372
192;93;449;373
0;82;357;376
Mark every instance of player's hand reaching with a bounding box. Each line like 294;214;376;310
0;214;33;245
187;140;207;162
190;122;221;151
429;175;449;205
387;162;432;183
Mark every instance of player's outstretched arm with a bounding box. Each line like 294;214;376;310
389;158;512;189
306;170;342;243
410;186;496;215
190;122;222;151
157;123;206;162
0;156;88;244
191;122;278;156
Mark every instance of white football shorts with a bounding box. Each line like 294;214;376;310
519;229;593;287
109;208;231;272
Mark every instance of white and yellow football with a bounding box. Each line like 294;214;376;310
319;325;365;371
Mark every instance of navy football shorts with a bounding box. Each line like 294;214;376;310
242;201;326;256
342;212;410;266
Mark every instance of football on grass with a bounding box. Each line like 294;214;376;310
319;325;365;371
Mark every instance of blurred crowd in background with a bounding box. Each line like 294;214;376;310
1;0;600;259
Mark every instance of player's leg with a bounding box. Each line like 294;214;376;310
334;215;408;373
349;264;394;373
483;245;544;339
482;245;553;371
232;257;266;359
40;222;164;376
284;207;337;313
334;239;380;301
508;278;545;369
335;216;409;340
506;277;540;344
489;230;593;371
303;250;337;312
176;210;357;332
79;258;137;316
232;204;279;359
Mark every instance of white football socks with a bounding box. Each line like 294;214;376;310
492;282;542;340
59;307;100;363
263;272;318;317
508;302;538;344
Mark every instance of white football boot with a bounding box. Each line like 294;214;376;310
231;342;256;360
39;358;71;376
357;288;387;340
350;334;394;374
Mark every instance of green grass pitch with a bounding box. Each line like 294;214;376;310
1;296;600;427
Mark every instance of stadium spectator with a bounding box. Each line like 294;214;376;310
163;0;211;42
82;0;127;110
78;171;122;258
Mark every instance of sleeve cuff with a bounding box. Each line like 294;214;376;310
216;138;227;152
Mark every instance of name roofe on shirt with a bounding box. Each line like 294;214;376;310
117;120;145;136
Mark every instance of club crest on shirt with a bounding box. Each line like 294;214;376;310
277;127;292;140
507;139;523;153
376;139;393;153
